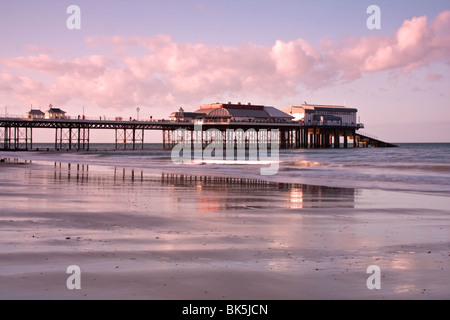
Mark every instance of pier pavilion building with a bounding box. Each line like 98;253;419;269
283;104;358;126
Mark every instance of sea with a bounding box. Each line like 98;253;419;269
2;143;449;196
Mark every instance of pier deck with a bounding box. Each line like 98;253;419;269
0;117;395;151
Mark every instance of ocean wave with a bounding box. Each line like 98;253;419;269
341;163;450;172
278;167;309;172
283;161;326;167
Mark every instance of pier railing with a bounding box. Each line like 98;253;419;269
0;114;365;130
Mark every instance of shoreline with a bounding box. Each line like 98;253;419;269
1;151;449;198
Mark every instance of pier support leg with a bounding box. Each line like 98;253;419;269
86;128;90;151
1;127;7;150
69;128;72;150
78;128;81;150
334;129;340;148
54;128;58;150
115;128;142;150
115;129;118;150
303;128;308;148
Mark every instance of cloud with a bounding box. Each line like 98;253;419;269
427;72;444;82
332;11;450;77
1;11;449;112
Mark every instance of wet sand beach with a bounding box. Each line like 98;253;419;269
1;160;449;300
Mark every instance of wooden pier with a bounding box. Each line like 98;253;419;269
0;117;395;151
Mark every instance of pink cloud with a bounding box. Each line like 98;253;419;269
1;54;109;79
333;11;450;76
1;11;449;112
0;71;48;107
427;72;444;82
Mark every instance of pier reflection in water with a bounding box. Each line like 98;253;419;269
160;173;356;210
48;162;356;210
54;162;90;183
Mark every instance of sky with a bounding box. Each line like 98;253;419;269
0;0;449;142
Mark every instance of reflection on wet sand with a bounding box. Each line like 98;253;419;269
160;173;356;209
48;162;356;210
2;159;449;299
54;162;89;182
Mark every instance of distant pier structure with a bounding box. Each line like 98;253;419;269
0;102;396;151
283;103;365;148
